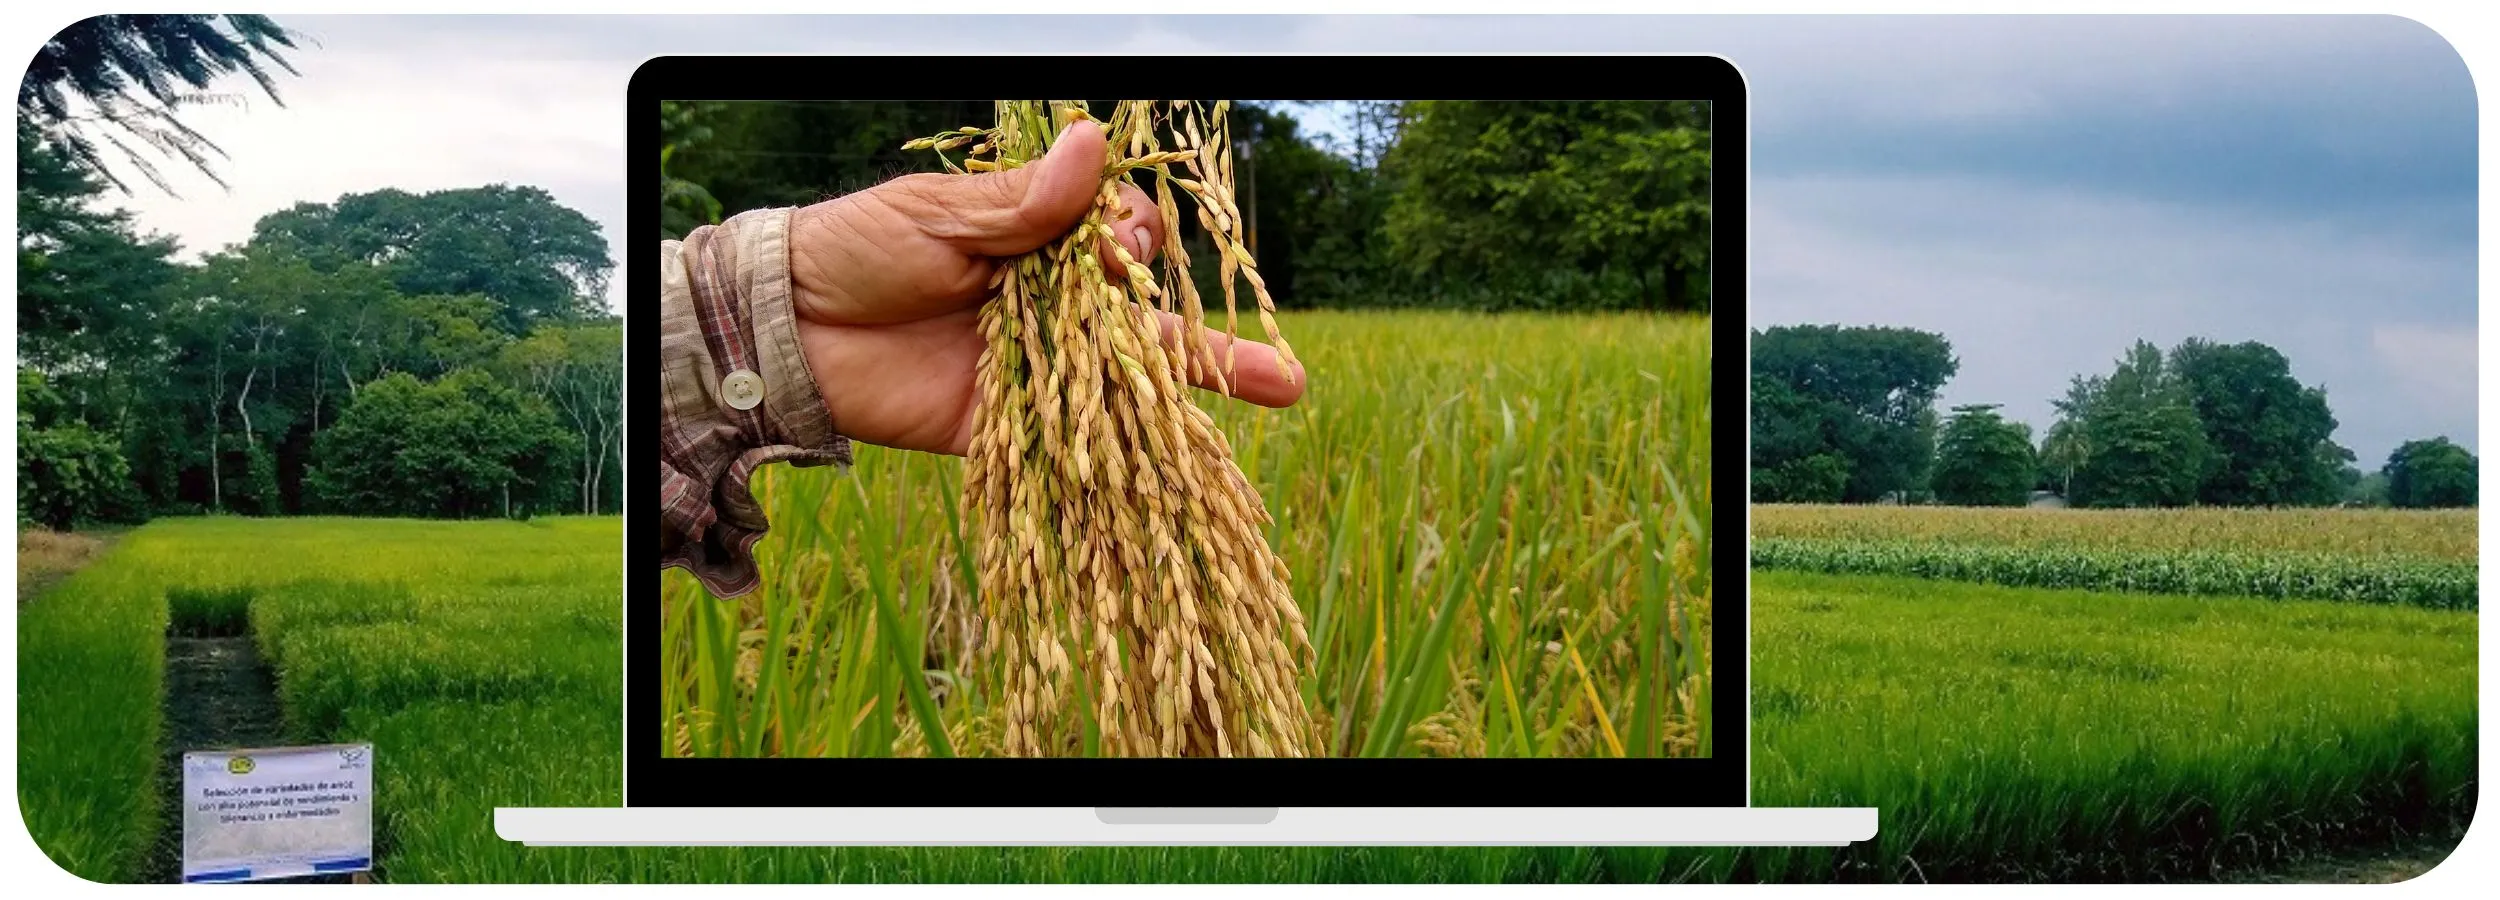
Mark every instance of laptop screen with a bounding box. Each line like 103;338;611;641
633;56;1748;807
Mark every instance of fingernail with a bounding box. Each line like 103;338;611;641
1134;228;1154;258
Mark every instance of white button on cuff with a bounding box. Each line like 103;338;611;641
721;369;763;411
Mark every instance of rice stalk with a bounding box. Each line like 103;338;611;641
907;100;1316;757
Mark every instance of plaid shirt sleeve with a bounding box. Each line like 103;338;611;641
659;206;852;598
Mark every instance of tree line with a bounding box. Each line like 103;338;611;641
660;99;1715;313
17;125;620;529
1750;324;2476;509
17;15;622;530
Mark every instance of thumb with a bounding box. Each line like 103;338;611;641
935;118;1106;257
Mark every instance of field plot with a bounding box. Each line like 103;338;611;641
661;310;1718;760
1750;505;2476;609
19;513;2475;882
18;517;621;884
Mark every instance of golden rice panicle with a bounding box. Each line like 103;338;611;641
915;100;1318;758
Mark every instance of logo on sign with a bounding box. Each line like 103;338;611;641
227;756;255;775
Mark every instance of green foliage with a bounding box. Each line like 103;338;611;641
2169;338;2342;506
17;14;302;194
656;100;1710;312
309;370;580;519
249;185;614;333
2346;470;2393;507
2052;340;2216;508
17;369;142;529
1382;100;1710;311
17;115;622;521
1748;324;1957;503
660;100;725;239
15;120;183;372
2383;436;2477;509
1751;537;2476;611
1930;404;2036;506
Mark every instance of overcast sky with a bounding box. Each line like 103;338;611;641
70;14;2477;466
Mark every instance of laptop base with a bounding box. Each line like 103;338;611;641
494;806;1876;846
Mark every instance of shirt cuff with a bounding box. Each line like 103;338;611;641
658;206;851;598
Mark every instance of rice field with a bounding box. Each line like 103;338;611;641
661;309;1718;760
25;512;2471;883
17;516;621;884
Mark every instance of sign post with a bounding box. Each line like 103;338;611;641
181;743;374;883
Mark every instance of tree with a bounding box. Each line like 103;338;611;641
2053;340;2216;508
1749;324;1958;503
309;369;579;519
2383;437;2477;509
660;100;725;239
16;120;182;378
18;15;302;194
249;185;615;333
2168;338;2341;506
1750;375;1852;503
17;369;141;529
496;321;622;514
2347;471;2392;508
1932;404;2037;506
1382;100;1710;311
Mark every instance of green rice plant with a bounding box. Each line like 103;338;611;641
661;309;1715;760
1750;537;2477;610
1729;571;2477;882
15;516;623;882
165;585;256;636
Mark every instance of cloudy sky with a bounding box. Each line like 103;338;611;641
75;14;2477;466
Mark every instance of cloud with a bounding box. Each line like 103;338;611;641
2371;324;2480;446
1751;172;2476;464
52;13;2472;460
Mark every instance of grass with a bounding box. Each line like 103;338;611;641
663;309;1716;760
1737;571;2477;882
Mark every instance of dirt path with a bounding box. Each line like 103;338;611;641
140;633;355;884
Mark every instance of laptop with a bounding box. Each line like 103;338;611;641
498;52;1875;848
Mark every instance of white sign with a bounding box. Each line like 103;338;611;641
181;743;373;883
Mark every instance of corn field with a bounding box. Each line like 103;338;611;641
1749;505;2477;610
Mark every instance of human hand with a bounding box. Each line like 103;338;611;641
784;118;1306;457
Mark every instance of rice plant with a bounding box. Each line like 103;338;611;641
660;309;1715;760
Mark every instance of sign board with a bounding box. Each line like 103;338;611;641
181;743;373;883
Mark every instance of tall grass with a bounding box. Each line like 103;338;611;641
661;309;1716;759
